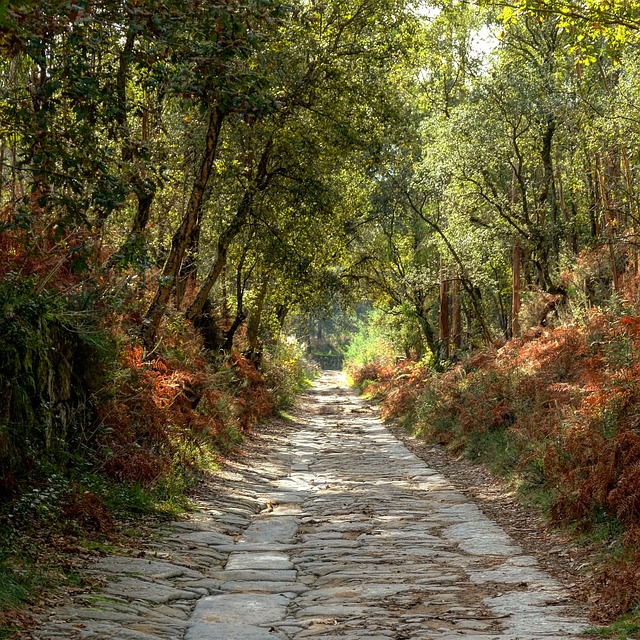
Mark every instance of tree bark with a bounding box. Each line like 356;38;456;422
0;140;5;202
410;202;492;346
142;106;225;348
622;149;638;275
223;249;252;353
245;276;268;361
597;154;620;293
273;303;289;341
438;258;450;360
512;239;521;338
452;275;462;350
185;193;250;323
539;114;559;258
185;139;273;324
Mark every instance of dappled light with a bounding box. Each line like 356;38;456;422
3;0;640;634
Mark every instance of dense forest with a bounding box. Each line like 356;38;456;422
3;0;640;635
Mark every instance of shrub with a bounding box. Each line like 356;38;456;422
349;306;640;622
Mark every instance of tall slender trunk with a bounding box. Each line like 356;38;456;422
452;275;462;350
539;115;559;259
185;191;251;323
597;154;620;293
415;309;440;369
413;207;492;346
622;149;638;275
185;139;272;324
175;220;201;310
108;29;157;269
107;187;155;268
438;258;450;360
0;141;5;204
142;106;225;348
223;248;252;353
512;239;521;338
246;276;268;361
270;303;289;342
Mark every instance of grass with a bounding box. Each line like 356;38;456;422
462;428;521;476
0;563;28;609
0;470;198;635
584;614;640;639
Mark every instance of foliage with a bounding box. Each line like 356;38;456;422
482;0;640;54
350;268;640;621
5;0;640;630
344;310;401;376
0;277;102;497
261;336;319;408
585;611;640;639
0;260;324;617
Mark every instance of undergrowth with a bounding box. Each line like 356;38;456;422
0;264;316;633
348;306;640;626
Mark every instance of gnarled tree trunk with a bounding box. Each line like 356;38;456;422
142;106;225;348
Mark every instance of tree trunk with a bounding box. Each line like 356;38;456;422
142;106;225;348
412;206;493;346
185;139;273;324
438;258;450;360
512;239;521;338
245;276;268;362
223;312;246;353
622;149;638;275
107;187;155;268
175;220;201;310
115;29;136;130
223;253;250;354
452;275;462;349
185;193;250;323
539;115;559;259
273;303;289;341
416;310;441;370
597;154;620;293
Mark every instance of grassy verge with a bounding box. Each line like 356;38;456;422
585;614;640;639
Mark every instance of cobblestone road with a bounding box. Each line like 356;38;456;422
33;372;588;640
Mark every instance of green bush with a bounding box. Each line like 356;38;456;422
262;337;319;408
344;310;397;371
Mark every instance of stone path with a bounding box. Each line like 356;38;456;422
32;372;588;639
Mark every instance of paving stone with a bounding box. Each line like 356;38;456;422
241;516;299;544
185;593;291;639
225;551;295;570
177;531;235;545
220;580;309;594
92;557;203;580
31;372;588;640
103;577;200;604
210;568;298;582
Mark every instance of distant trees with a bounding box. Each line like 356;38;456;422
2;0;640;368
341;1;640;367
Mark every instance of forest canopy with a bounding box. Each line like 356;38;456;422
2;0;640;463
4;0;640;627
2;0;639;363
